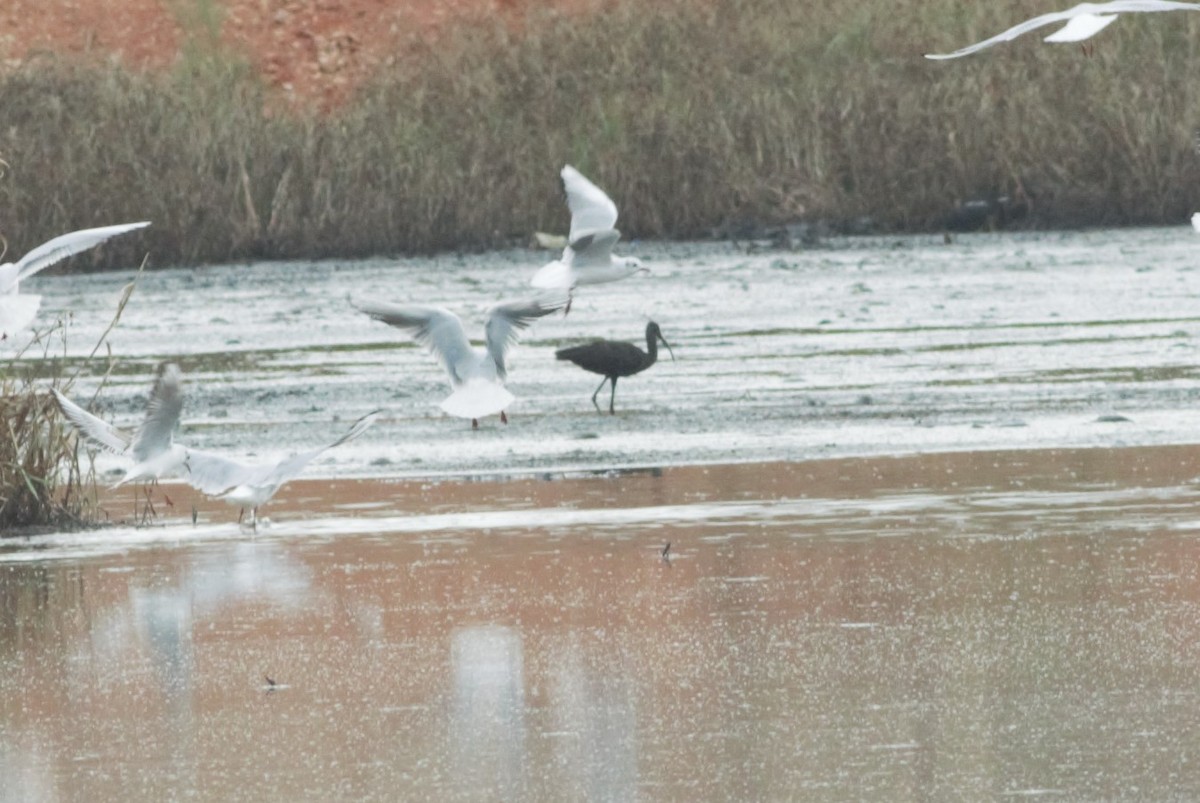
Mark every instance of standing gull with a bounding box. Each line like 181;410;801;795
53;362;188;490
356;296;566;428
184;410;381;531
925;1;1200;60
1;221;150;339
530;166;648;310
555;321;675;414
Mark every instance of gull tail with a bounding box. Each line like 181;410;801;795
440;379;515;420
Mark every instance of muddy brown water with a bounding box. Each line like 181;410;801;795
5;448;1200;800
8;229;1200;798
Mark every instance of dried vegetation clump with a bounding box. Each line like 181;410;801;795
0;284;135;533
1;331;93;532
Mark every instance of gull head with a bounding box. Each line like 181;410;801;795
620;256;650;277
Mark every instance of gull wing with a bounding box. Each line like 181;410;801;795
1103;0;1200;10
15;222;150;284
565;229;622;268
925;1;1200;59
0;264;18;295
530;259;573;290
0;294;41;338
561;165;619;242
130;363;183;463
185;410;381;497
52;388;132;455
1043;12;1119;40
356;301;474;384
183;449;259;496
259;409;382;487
925;8;1082;59
485;295;568;380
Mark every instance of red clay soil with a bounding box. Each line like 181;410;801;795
0;0;576;108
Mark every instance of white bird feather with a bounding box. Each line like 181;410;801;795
925;1;1200;60
530;166;648;293
0;221;149;339
183;410;381;527
53;362;187;487
356;296;566;423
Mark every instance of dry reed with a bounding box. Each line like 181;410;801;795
1;0;1199;268
0;283;136;533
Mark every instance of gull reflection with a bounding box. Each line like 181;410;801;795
83;541;313;693
450;625;528;798
545;634;638;799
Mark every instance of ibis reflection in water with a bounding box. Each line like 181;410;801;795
556;321;675;414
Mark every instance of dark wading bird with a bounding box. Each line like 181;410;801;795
556;321;674;414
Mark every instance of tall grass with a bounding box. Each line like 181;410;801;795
0;284;135;532
2;0;1200;268
1;329;94;532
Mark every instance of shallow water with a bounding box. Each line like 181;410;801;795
6;229;1200;798
13;226;1200;475
5;453;1200;799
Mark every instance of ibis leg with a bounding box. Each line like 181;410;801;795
609;377;618;415
471;418;479;430
500;410;508;425
590;377;609;413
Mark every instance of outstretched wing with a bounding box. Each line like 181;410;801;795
1043;12;1119;41
130;363;184;463
183;449;259;496
484;295;568;380
186;409;381;498
263;409;382;486
565;229;622;268
0;294;42;337
15;222;150;284
52;388;131;455
0;264;18;295
356;300;474;384
530;258;574;290
926;1;1200;59
925;7;1082;59
561;165;619;241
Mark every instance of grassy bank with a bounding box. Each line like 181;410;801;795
2;0;1200;268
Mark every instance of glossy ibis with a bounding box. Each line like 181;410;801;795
356;295;567;428
530;166;648;312
556;321;674;414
